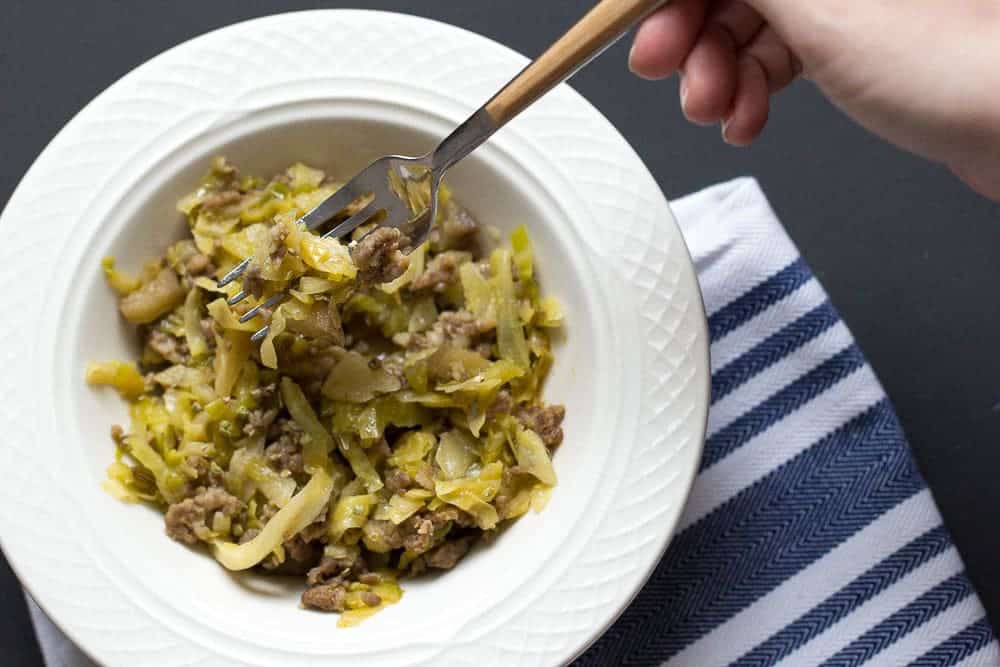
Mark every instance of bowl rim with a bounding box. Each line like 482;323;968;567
0;9;709;666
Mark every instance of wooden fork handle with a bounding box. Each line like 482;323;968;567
484;0;669;127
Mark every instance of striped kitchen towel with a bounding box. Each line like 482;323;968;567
26;178;998;667
576;177;998;666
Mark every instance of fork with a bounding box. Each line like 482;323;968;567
220;0;669;341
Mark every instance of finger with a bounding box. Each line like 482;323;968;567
741;25;801;92
722;56;770;145
680;23;739;125
629;0;708;80
709;0;765;47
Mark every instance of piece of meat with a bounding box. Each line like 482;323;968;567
201;190;241;210
405;310;494;351
184;253;214;276
425;536;474;570
239;528;260;544
516;403;566;447
351;227;410;284
243;407;279;437
147;329;189;365
301;583;347;612
200;317;217;348
269;223;289;263
265;433;304;476
361;591;382;607
411;251;467;292
487;389;513;417
307;548;365;586
361;519;404;553
429;202;480;251
430;506;476;528
164;487;243;545
241;264;265;299
413;465;435;491
384;468;412;494
401;514;436;554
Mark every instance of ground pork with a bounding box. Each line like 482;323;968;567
241;264;265;299
487;389;513;417
243;407;278;437
351;227;410;284
164;487;243;545
384;468;412;494
402;310;494;351
429;202;480;251
265;427;304;475
516;403;566;446
147;329;189;365
184;253;214;276
307;547;365;586
361;519;404;553
301;583;347;612
410;251;468;292
200;190;241;210
425;536;474;570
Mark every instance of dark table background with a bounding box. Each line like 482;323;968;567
3;1;999;664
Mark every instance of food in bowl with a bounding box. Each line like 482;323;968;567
85;158;566;626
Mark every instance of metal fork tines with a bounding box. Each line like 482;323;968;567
216;172;395;341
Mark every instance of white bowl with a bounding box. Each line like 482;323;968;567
0;10;708;666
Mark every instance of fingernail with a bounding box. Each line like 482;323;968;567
721;119;733;145
679;78;689;112
628;42;637;73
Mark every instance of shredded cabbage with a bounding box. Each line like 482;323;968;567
92;158;566;626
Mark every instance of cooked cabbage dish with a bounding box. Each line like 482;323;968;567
87;158;565;626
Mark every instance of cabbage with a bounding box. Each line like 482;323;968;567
536;296;563;327
207;298;263;332
436;359;523;395
322;350;402;402
101;257;141;295
338;579;403;628
513;426;557;485
287;163;325;192
510;224;533;282
490;249;530;369
381;242;427;293
459;262;493;321
182;288;209;359
86;361;145;400
213;465;334;571
227;445;296;507
119;268;185;324
427;346;490;383
259;305;286;370
330;398;428;443
280;377;334;470
387;431;436;474
337;435;383;493
373;493;425;525
213;329;250;397
329;492;378;542
435;429;478;480
434;462;503;529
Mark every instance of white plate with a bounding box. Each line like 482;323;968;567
0;10;708;667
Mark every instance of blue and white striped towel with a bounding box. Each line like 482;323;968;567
27;178;998;667
576;177;999;666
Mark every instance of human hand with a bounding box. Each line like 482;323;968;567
630;0;1000;199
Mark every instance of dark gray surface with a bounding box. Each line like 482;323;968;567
2;1;999;663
